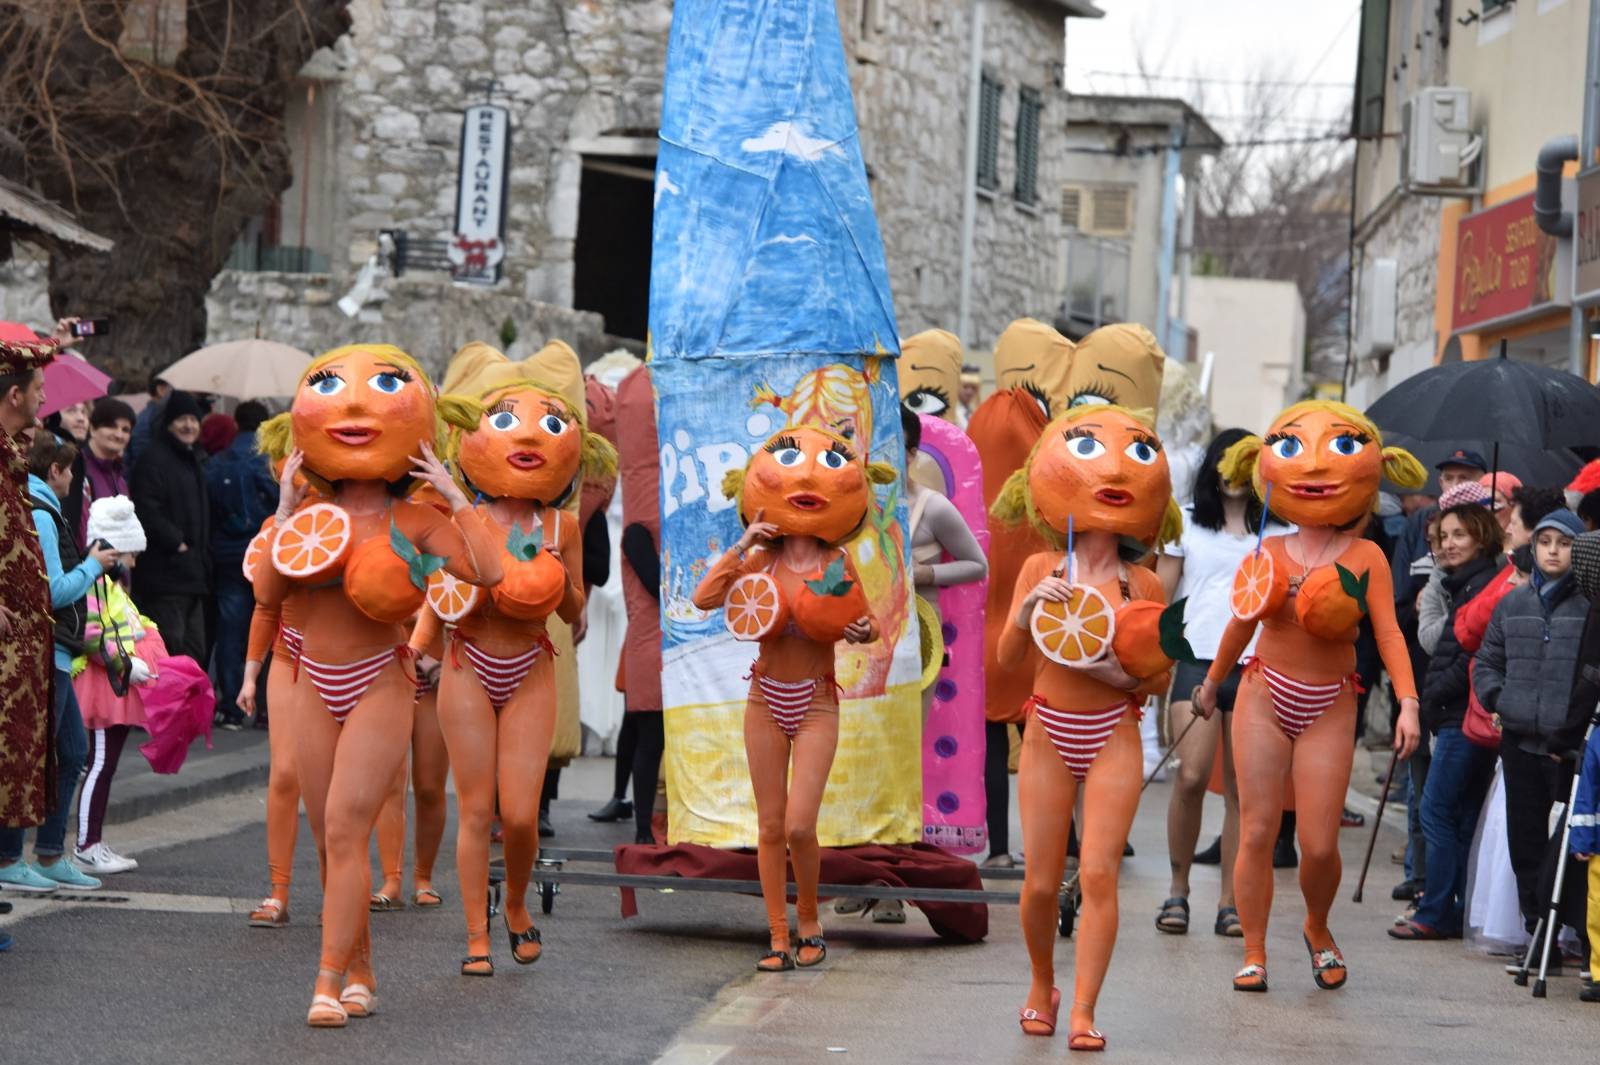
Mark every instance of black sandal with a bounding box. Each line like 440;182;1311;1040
1155;897;1189;935
1214;906;1242;937
506;918;542;966
794;935;827;968
756;949;794;972
460;955;494;977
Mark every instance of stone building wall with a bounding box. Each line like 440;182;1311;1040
847;0;1067;349
1345;193;1443;410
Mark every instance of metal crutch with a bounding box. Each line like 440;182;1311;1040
1530;714;1598;998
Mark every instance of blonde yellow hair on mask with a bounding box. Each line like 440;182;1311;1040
1220;399;1426;501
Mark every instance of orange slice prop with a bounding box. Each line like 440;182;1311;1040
241;526;271;584
1230;550;1288;623
1030;584;1114;666
426;570;482;623
270;502;354;581
1111;600;1171;679
1295;566;1365;640
724;572;788;642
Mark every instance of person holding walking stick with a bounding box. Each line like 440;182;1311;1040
1195;401;1424;994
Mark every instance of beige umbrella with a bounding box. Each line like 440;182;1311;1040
160;339;312;399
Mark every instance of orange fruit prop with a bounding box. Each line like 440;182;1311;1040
491;553;567;622
1111;600;1171;680
345;537;427;623
792;556;870;643
242;526;271;584
1230;549;1288;622
724;572;788;641
1295;564;1369;640
426;570;482;623
1030;584;1114;665
270;502;354;581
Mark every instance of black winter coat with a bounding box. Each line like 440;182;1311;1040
130;429;211;597
1420;555;1498;733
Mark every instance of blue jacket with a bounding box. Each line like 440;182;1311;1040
29;474;104;671
205;430;277;564
1571;736;1600;856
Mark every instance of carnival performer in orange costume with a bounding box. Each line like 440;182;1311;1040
692;426;890;971
252;344;503;1027
410;354;615;977
1196;401;1424;994
992;405;1179;1052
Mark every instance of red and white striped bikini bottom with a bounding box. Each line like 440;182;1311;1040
455;635;553;711
1248;660;1350;739
751;673;836;738
278;626;304;660
296;647;410;724
1026;697;1135;782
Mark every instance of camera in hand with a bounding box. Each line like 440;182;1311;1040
70;319;110;338
92;538;126;582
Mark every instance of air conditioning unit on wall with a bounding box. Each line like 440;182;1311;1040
1402;87;1484;195
1357;258;1397;359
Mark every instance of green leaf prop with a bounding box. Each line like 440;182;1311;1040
506;520;545;562
804;555;856;598
389;521;446;592
1158;597;1198;664
1335;563;1370;617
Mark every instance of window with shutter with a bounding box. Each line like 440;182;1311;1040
1088;185;1133;237
977;74;1002;192
1062;185;1084;229
1014;88;1042;205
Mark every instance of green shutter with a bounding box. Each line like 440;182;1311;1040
977;74;1001;191
1015;88;1041;204
1351;0;1390;139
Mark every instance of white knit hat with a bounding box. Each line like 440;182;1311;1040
86;495;146;554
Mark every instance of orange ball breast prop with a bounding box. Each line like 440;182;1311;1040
291;345;436;484
1256;406;1383;529
1026;408;1171;545
456;386;584;503
738;426;873;545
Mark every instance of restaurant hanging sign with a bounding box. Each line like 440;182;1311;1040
450;103;510;285
1452;191;1569;333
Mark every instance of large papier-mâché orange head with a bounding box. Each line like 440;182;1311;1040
287;344;437;484
993;317;1075;419
1221;400;1426;529
727;426;894;545
453;383;585;504
993;405;1180;557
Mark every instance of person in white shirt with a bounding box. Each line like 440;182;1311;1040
1156;429;1289;938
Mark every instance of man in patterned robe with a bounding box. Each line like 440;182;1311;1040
0;321;72;828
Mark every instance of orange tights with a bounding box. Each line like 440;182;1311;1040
436;650;557;960
291;659;418;1000
744;683;839;955
265;654;302;903
1018;710;1142;1037
373;688;449;898
1230;670;1354;973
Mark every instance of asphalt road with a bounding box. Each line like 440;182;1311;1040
1;754;1595;1064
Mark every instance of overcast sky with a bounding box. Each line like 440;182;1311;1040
1063;0;1363;140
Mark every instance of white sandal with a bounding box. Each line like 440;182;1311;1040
339;983;376;1018
248;897;288;928
307;994;347;1028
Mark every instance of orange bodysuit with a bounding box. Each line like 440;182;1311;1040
411;506;584;971
371;610;449;911
254;500;500;1005
1206;535;1417;988
693;543;877;969
998;551;1169;1043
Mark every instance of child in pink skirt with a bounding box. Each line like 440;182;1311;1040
72;496;161;875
